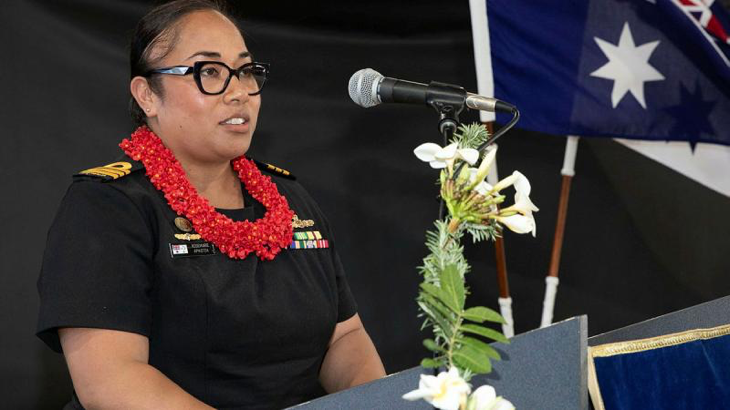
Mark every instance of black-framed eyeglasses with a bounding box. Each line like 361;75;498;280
144;61;269;96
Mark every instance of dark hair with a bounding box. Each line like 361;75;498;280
128;0;242;126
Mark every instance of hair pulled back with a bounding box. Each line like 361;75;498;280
128;0;242;126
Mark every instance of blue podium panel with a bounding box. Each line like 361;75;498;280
291;316;588;410
587;296;730;410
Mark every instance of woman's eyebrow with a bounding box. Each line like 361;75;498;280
185;50;252;60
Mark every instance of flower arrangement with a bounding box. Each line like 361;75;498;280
403;123;538;409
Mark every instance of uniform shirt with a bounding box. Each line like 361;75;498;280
36;155;357;410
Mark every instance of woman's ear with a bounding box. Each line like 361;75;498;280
130;76;158;118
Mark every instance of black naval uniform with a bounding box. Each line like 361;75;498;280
36;154;357;410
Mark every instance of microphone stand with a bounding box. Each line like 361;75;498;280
425;81;467;220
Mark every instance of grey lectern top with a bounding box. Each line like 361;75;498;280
291;315;588;410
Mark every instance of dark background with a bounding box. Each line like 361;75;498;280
2;0;729;408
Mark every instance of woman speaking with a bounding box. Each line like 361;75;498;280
36;1;385;408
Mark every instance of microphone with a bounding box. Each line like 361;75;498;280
348;68;514;113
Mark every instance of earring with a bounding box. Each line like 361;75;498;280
145;108;151;112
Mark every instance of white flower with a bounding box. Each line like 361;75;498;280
470;385;497;409
414;142;480;169
472;146;497;183
468;168;494;196
467;385;516;410
402;367;471;410
467;385;515;410
475;180;494;197
465;146;498;194
494;213;536;237
501;192;539;217
491;170;529;194
491;170;538;236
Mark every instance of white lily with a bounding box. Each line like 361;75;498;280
467;385;516;410
402;367;471;410
414;142;480;169
494;213;537;237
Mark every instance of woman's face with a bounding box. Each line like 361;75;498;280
145;10;260;165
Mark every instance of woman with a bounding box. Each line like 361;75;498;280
36;1;385;408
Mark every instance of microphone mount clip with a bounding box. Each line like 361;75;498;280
425;81;467;142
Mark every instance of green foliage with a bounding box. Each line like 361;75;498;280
418;220;470;284
415;122;512;380
464;223;500;244
463;306;507;324
417;219;509;380
451;123;490;149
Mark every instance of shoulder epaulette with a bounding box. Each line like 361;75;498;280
252;159;296;180
74;155;144;182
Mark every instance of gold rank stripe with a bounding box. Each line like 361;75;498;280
289;239;329;249
266;163;290;176
79;162;133;180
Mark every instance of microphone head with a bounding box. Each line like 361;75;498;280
348;68;384;108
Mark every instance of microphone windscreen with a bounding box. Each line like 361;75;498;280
348;68;383;108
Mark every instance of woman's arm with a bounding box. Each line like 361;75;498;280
59;328;213;410
318;314;386;393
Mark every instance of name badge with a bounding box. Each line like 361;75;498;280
169;242;217;258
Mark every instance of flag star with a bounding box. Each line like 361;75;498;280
590;22;665;109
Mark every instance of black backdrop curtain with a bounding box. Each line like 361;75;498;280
1;0;729;407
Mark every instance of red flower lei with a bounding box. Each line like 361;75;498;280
120;126;294;261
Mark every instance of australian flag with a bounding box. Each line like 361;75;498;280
486;0;730;147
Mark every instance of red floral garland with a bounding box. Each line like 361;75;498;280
120;126;294;261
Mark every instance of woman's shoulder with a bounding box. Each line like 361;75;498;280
253;158;318;201
73;154;145;184
63;154;157;219
70;154;154;198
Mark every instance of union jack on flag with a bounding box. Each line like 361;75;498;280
674;0;730;64
678;0;730;43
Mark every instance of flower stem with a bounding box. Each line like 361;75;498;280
447;217;461;234
446;311;464;368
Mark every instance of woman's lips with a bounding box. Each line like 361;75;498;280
220;117;250;133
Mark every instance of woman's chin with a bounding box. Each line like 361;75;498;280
221;139;252;161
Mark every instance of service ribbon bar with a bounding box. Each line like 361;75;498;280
289;239;329;249
293;231;323;240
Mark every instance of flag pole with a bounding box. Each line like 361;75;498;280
540;135;579;328
484;129;513;338
469;0;514;338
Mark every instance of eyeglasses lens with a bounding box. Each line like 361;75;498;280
198;62;266;95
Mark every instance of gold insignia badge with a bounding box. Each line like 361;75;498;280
79;162;132;180
266;163;291;176
174;233;202;241
292;214;315;229
174;217;194;232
